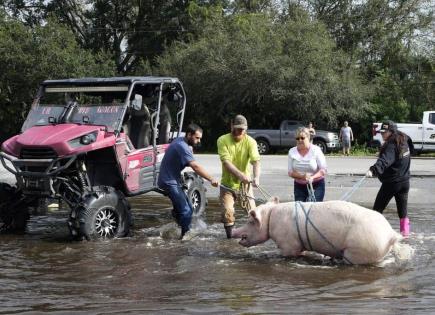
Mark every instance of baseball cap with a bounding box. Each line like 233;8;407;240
232;115;248;130
380;120;397;133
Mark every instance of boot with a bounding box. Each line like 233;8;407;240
400;217;410;237
224;225;233;239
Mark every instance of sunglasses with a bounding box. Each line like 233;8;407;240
295;137;306;141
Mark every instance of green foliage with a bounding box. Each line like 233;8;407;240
0;14;115;140
0;1;433;147
156;11;370;146
303;0;434;127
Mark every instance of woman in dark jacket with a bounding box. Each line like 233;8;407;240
366;120;411;237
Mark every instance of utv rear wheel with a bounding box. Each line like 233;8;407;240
0;183;30;233
182;172;207;216
74;187;132;240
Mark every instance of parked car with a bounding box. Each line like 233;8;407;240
371;111;435;153
0;76;207;240
247;120;341;154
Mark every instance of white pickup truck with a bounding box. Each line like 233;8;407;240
372;111;435;153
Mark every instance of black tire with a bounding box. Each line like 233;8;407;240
182;172;207;216
74;186;132;240
29;198;50;215
256;138;270;155
0;183;30;233
313;139;327;154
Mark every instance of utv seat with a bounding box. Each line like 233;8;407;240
127;105;151;149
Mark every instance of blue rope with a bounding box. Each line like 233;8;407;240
340;176;367;201
294;201;353;264
306;182;316;202
303;203;314;251
294;202;307;250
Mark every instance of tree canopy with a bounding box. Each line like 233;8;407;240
157;10;370;142
0;10;114;141
0;0;433;145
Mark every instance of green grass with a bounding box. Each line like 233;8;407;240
328;142;378;156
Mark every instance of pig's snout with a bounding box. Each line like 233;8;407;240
232;228;250;246
231;227;241;239
239;234;249;247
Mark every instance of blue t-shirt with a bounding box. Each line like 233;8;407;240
158;137;194;187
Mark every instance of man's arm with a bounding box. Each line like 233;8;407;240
222;160;251;183
251;160;260;187
189;160;219;187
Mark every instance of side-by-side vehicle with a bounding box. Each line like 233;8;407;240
0;77;207;240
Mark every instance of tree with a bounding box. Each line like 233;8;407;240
288;0;434;123
1;0;194;74
157;11;370;145
0;13;115;140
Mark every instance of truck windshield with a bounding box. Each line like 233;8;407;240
22;85;129;132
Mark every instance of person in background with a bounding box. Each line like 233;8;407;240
288;127;327;202
217;114;261;239
307;122;316;143
339;121;354;155
365;120;411;237
158;123;219;240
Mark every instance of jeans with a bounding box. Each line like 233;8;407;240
160;183;193;235
294;179;325;202
373;180;409;219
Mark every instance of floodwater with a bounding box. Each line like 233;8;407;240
0;195;434;314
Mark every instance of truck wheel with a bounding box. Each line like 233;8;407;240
0;183;30;233
74;186;132;240
313;139;327;154
256;139;270;155
182;172;207;216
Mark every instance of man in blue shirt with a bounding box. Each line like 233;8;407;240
158;123;219;239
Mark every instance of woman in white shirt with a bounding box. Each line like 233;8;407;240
288;127;327;201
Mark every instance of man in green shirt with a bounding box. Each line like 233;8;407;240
217;114;261;238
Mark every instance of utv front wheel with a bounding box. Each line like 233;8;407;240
74;187;132;240
182;172;207;216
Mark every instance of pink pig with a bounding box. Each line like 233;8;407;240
232;199;404;264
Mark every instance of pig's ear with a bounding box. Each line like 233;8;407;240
268;196;279;204
249;209;262;227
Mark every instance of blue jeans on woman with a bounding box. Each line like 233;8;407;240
294;178;325;202
160;183;193;235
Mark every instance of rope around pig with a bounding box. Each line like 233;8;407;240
294;201;353;264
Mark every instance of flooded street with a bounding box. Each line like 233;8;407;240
0;193;434;314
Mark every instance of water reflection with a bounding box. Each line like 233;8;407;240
0;195;433;314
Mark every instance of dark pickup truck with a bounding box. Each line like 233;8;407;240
247;120;341;154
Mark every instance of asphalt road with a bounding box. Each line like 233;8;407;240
1;154;434;205
194;154;435;206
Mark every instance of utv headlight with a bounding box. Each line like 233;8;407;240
80;133;97;145
69;132;98;148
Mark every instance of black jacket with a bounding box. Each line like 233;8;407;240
370;136;411;183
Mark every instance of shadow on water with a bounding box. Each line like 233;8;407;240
0;195;434;314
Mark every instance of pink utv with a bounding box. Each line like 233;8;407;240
232;199;406;265
0;77;206;240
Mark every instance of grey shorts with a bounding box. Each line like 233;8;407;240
343;138;351;149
